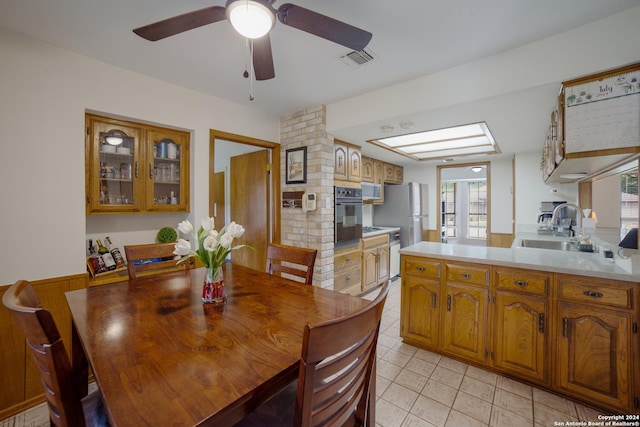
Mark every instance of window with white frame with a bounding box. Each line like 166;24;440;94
468;181;487;239
621;171;638;237
441;182;456;237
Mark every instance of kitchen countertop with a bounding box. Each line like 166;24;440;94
400;234;639;282
362;226;400;238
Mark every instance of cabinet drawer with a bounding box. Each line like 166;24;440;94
335;250;361;271
495;269;549;296
334;267;361;293
558;276;633;309
361;234;389;250
403;257;441;279
446;263;489;286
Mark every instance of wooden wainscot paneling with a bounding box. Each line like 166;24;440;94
489;233;515;248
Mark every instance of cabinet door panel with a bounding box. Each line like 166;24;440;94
348;147;361;182
494;292;547;384
146;128;190;211
378;246;390;284
442;283;487;362
556;302;632;411
362;249;378;291
334;144;347;180
86;116;143;213
401;277;440;347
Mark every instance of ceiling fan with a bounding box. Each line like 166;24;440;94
133;0;373;81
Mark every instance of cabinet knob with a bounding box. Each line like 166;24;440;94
460;273;471;279
583;290;603;298
416;266;425;272
513;280;528;287
345;257;351;262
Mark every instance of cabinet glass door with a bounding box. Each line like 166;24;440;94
87;117;142;213
146;129;189;211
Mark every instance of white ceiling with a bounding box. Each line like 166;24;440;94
1;0;638;165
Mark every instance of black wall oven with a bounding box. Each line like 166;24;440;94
335;186;363;248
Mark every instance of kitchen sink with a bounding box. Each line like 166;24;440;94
519;239;577;251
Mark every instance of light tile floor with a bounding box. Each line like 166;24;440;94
2;278;613;427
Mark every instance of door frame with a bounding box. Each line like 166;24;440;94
209;129;281;243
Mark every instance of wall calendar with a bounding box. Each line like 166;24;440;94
564;65;640;155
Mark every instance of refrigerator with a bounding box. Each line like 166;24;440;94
374;182;428;248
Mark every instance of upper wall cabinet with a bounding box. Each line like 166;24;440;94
85;114;190;214
334;139;361;184
544;62;640;183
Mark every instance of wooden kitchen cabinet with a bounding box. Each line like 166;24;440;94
361;156;374;183
400;252;640;414
401;256;442;348
85;113;190;214
334;140;361;183
361;234;389;292
493;268;550;385
372;160;385;204
554;274;637;413
441;263;490;363
334;245;362;295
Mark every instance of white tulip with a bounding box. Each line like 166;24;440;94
219;233;234;249
173;239;192;256
201;217;215;232
226;221;245;238
177;220;193;235
203;235;219;252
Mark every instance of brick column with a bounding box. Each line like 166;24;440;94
280;105;334;288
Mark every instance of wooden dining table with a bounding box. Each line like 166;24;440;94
65;263;371;426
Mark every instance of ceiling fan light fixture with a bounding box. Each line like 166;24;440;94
227;0;275;39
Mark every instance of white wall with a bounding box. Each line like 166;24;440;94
0;28;279;284
514;152;577;232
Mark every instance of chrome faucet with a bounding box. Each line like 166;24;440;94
551;203;583;236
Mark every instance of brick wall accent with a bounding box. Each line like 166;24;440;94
280;105;334;288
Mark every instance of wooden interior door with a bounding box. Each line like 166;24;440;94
212;171;225;229
230;150;269;271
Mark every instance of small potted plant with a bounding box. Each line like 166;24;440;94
156;227;178;243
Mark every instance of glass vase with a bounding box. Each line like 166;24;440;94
202;267;225;304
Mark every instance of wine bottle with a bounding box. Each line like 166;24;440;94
106;237;126;268
97;239;117;271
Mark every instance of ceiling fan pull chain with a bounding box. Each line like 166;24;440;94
243;38;250;79
249;39;255;101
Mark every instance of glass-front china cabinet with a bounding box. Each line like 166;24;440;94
85;114;190;214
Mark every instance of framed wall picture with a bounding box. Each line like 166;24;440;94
286;146;307;184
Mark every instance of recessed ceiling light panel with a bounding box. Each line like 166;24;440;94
368;122;500;161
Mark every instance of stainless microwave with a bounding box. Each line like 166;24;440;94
361;183;381;201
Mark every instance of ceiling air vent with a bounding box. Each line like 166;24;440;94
337;49;376;68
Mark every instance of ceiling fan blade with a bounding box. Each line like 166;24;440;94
252;35;275;81
133;6;226;41
276;3;372;51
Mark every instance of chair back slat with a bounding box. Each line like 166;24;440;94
295;281;390;427
266;243;317;285
124;242;190;280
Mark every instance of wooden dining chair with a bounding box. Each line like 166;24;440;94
266;243;318;285
2;280;109;427
124;242;190;280
234;281;390;427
